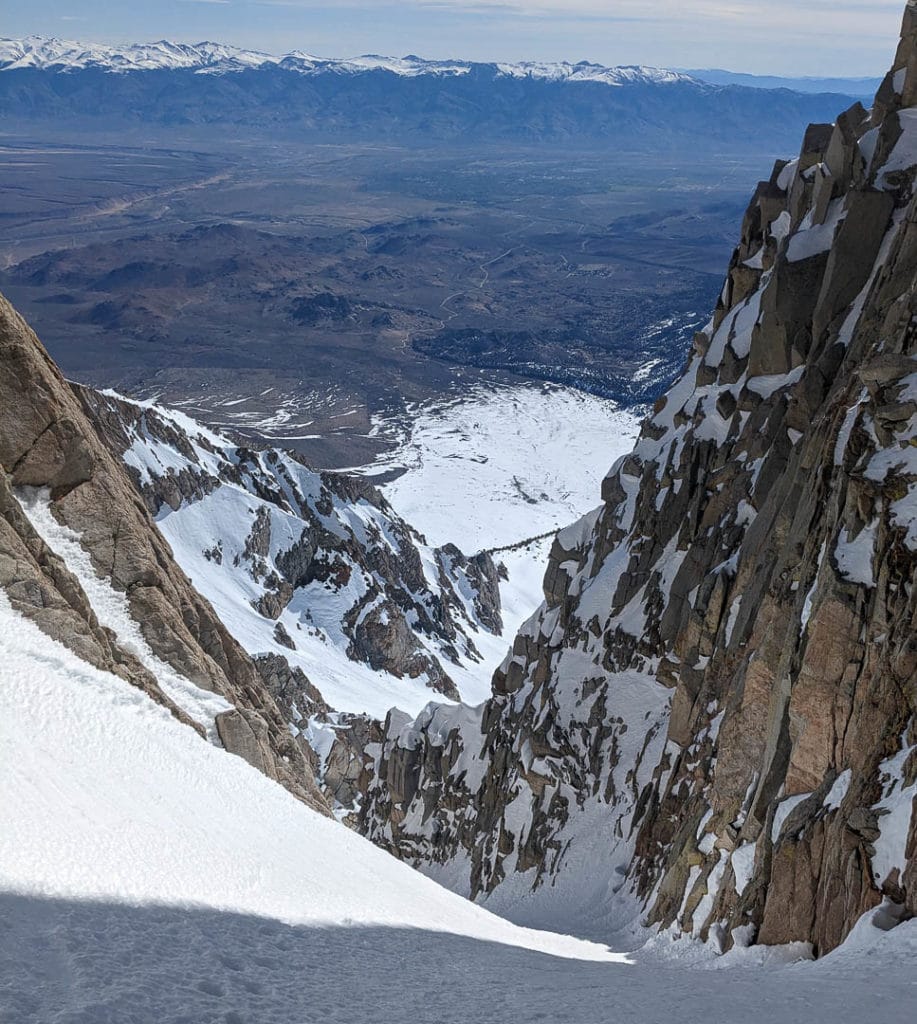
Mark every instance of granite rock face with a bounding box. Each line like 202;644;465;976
0;292;330;814
359;4;917;954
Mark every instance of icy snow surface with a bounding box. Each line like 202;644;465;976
2;590;916;1023
357;384;641;552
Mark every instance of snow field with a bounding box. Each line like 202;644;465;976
360;384;641;552
2;587;916;1024
0;591;619;963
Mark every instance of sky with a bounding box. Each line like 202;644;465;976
1;0;906;77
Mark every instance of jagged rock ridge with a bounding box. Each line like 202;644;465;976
358;3;917;954
79;386;503;710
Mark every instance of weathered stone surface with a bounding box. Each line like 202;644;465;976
357;5;917;956
323;713;385;819
0;290;330;815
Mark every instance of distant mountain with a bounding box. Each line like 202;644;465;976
0;35;863;147
685;67;882;99
0;36;696;85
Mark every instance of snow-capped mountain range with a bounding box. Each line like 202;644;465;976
0;34;860;147
0;35;695;86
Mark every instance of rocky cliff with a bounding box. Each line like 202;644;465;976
77;385;503;709
359;4;917;954
0;292;330;814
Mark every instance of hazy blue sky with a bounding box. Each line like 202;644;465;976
3;1;906;76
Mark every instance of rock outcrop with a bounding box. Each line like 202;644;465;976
0;292;329;814
359;4;917;954
78;385;504;707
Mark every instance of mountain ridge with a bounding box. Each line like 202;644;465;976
0;34;864;148
355;1;917;956
0;35;703;86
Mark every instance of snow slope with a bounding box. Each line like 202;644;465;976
2;589;916;1023
357;384;641;552
0;591;614;961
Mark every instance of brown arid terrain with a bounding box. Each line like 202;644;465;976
0;133;816;467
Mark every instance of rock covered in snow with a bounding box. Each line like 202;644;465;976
0;35;697;88
358;2;917;955
77;385;505;715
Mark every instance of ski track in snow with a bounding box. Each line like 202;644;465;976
2;590;916;1024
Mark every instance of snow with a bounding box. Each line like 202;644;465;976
730;842;756;896
833;520;878;588
0;36;275;74
356;384;640;552
724;597;742;646
691;852;728;938
15;487;234;738
0;591;619;960
7;585;914;1022
771;792;812;842
494;59;695;87
786;200;847;262
824;770;852;812
345;383;639;708
705;287;763;367
871;734;917;890
771;209;793;242
878;108;917;180
799;541;826;634
891;483;917;551
776;160;799;192
834;391;867;464
155;486;457;720
858;126;881;172
746;365;805;399
0;36;700;89
2;413;915;1024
